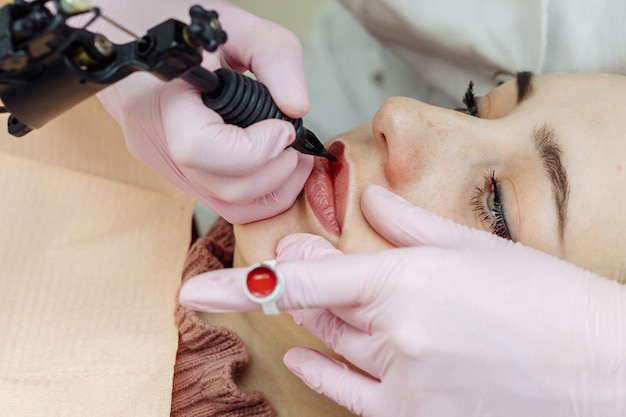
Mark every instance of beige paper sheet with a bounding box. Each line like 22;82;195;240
0;95;195;416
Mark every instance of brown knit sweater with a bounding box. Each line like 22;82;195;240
171;219;273;416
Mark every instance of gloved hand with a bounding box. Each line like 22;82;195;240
92;0;313;223
179;184;626;417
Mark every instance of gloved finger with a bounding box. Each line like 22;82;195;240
283;347;378;417
201;154;313;224
179;268;256;313
179;247;410;318
245;32;308;117
189;148;301;204
216;7;308;117
159;80;298;176
362;184;506;249
179;232;345;310
289;308;387;380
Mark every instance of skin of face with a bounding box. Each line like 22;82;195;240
234;73;626;283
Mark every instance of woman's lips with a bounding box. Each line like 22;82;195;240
304;142;347;238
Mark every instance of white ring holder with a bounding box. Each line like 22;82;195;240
243;260;284;315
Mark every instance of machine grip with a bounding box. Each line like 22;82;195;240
201;67;306;141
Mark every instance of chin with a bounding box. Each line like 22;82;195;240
233;223;282;267
232;199;310;267
337;230;395;255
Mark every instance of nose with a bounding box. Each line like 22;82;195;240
372;97;475;186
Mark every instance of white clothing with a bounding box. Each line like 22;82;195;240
303;0;626;139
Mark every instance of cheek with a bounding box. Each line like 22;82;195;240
385;134;476;192
385;166;484;237
385;147;423;187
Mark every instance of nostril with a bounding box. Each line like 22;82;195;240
373;124;388;149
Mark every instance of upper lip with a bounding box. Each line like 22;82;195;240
304;141;347;238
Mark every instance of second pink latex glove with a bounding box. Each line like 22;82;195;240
179;184;625;416
92;0;313;223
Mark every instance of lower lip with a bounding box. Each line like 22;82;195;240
304;142;346;237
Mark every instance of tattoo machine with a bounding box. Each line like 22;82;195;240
0;0;336;161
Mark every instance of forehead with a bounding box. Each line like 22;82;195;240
503;74;626;281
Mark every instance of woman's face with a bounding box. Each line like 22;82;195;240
235;73;626;282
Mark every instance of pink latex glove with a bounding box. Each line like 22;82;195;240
91;0;313;223
179;184;626;417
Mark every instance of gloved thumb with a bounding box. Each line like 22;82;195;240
361;184;507;249
276;233;343;262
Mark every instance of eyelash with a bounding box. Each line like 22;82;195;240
470;170;511;240
455;81;479;117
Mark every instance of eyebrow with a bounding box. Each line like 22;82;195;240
531;123;570;242
514;72;571;241
516;71;534;103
